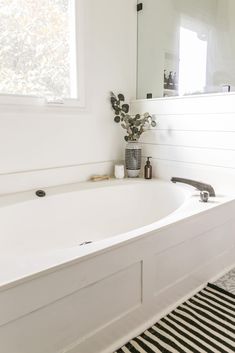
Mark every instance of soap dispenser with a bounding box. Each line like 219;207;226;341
144;157;152;179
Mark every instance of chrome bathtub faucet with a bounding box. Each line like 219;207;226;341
171;177;216;198
200;191;210;203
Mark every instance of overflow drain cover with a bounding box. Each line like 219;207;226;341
35;190;46;197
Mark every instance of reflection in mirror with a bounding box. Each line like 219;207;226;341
137;0;235;99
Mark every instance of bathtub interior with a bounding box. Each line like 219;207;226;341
0;179;189;256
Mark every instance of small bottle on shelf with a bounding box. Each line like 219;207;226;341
144;157;152;179
167;71;174;90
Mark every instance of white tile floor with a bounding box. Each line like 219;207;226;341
214;268;235;294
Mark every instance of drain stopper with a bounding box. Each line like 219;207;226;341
35;190;46;197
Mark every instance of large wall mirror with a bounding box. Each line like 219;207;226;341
137;0;235;99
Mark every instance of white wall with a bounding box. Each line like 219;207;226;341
0;0;137;194
132;93;235;193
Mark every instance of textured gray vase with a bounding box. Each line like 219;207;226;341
125;141;142;177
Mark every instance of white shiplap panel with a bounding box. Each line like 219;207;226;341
140;130;235;150
133;95;235;179
142;144;235;169
153;114;235;132
131;93;235;115
144;159;235;193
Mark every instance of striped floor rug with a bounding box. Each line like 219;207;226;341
115;283;235;353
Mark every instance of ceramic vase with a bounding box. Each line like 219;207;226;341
125;141;142;178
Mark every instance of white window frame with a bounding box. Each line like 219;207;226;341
0;0;85;109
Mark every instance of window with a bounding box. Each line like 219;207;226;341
0;0;80;103
179;26;208;96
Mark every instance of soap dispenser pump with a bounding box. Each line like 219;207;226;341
144;157;152;179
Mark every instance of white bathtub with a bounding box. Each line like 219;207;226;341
0;179;235;353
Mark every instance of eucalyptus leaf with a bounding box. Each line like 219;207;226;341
110;97;117;105
118;93;125;101
114;116;120;123
133;127;139;134
122;104;129;113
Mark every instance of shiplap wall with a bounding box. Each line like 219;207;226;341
131;93;235;193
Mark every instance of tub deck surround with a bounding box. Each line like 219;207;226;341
0;179;235;353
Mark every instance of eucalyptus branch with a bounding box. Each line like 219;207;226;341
110;91;157;141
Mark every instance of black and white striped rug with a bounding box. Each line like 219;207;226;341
115;283;235;353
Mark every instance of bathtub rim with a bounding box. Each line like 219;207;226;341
0;178;232;292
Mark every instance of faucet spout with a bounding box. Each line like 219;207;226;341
171;177;216;197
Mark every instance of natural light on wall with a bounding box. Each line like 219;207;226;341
179;27;207;96
0;0;77;100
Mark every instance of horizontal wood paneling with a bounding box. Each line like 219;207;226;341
142;144;235;169
141;130;235;150
131;93;235;115
150;114;235;132
132;94;235;190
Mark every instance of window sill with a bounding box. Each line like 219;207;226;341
0;94;86;112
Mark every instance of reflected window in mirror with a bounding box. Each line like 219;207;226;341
179;25;208;95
